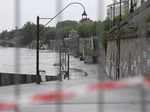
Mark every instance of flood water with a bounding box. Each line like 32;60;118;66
0;47;99;79
0;47;58;76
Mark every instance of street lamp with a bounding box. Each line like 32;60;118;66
45;2;87;26
36;2;87;84
36;16;53;84
82;10;87;20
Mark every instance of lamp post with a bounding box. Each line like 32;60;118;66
45;2;87;26
36;16;40;84
36;17;53;84
36;2;87;84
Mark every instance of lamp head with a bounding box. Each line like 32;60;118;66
82;10;87;17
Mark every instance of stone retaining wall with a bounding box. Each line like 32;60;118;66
106;1;150;79
48;37;99;63
0;73;57;86
106;24;150;79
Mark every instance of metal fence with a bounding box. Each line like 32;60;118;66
0;0;150;112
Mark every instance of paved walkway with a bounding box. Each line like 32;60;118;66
0;56;150;112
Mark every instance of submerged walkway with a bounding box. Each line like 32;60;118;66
1;56;149;112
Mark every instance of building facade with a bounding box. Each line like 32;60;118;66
80;18;93;24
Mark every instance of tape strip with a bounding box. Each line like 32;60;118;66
0;102;17;111
0;76;149;111
31;91;76;103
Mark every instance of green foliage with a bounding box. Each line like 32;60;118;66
56;20;78;28
113;13;129;25
56;21;97;38
19;22;38;46
103;13;129;30
42;27;56;42
103;19;111;31
75;22;96;37
75;24;87;37
122;13;129;20
0;30;8;40
0;20;102;47
56;26;74;38
146;15;150;23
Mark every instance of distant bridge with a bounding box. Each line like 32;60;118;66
0;40;16;47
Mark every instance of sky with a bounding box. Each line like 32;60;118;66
0;0;113;32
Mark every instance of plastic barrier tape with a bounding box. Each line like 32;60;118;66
0;76;150;111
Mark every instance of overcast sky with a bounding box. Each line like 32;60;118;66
0;0;113;32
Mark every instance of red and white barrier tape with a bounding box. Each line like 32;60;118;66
0;76;150;111
0;102;17;111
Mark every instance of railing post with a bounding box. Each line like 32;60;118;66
113;2;116;26
59;48;62;81
111;6;113;27
130;0;134;13
120;0;122;21
117;37;120;80
68;50;70;80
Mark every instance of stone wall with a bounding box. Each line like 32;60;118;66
106;24;150;79
79;37;99;63
106;0;150;79
0;73;57;86
49;37;99;63
64;37;79;57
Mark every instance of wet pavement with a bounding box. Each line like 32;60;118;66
0;55;150;112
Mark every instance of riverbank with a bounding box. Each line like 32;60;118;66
0;47;103;87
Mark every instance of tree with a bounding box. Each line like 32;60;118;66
0;19;102;47
20;22;45;46
0;30;9;40
56;20;78;28
42;27;56;43
75;22;96;38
